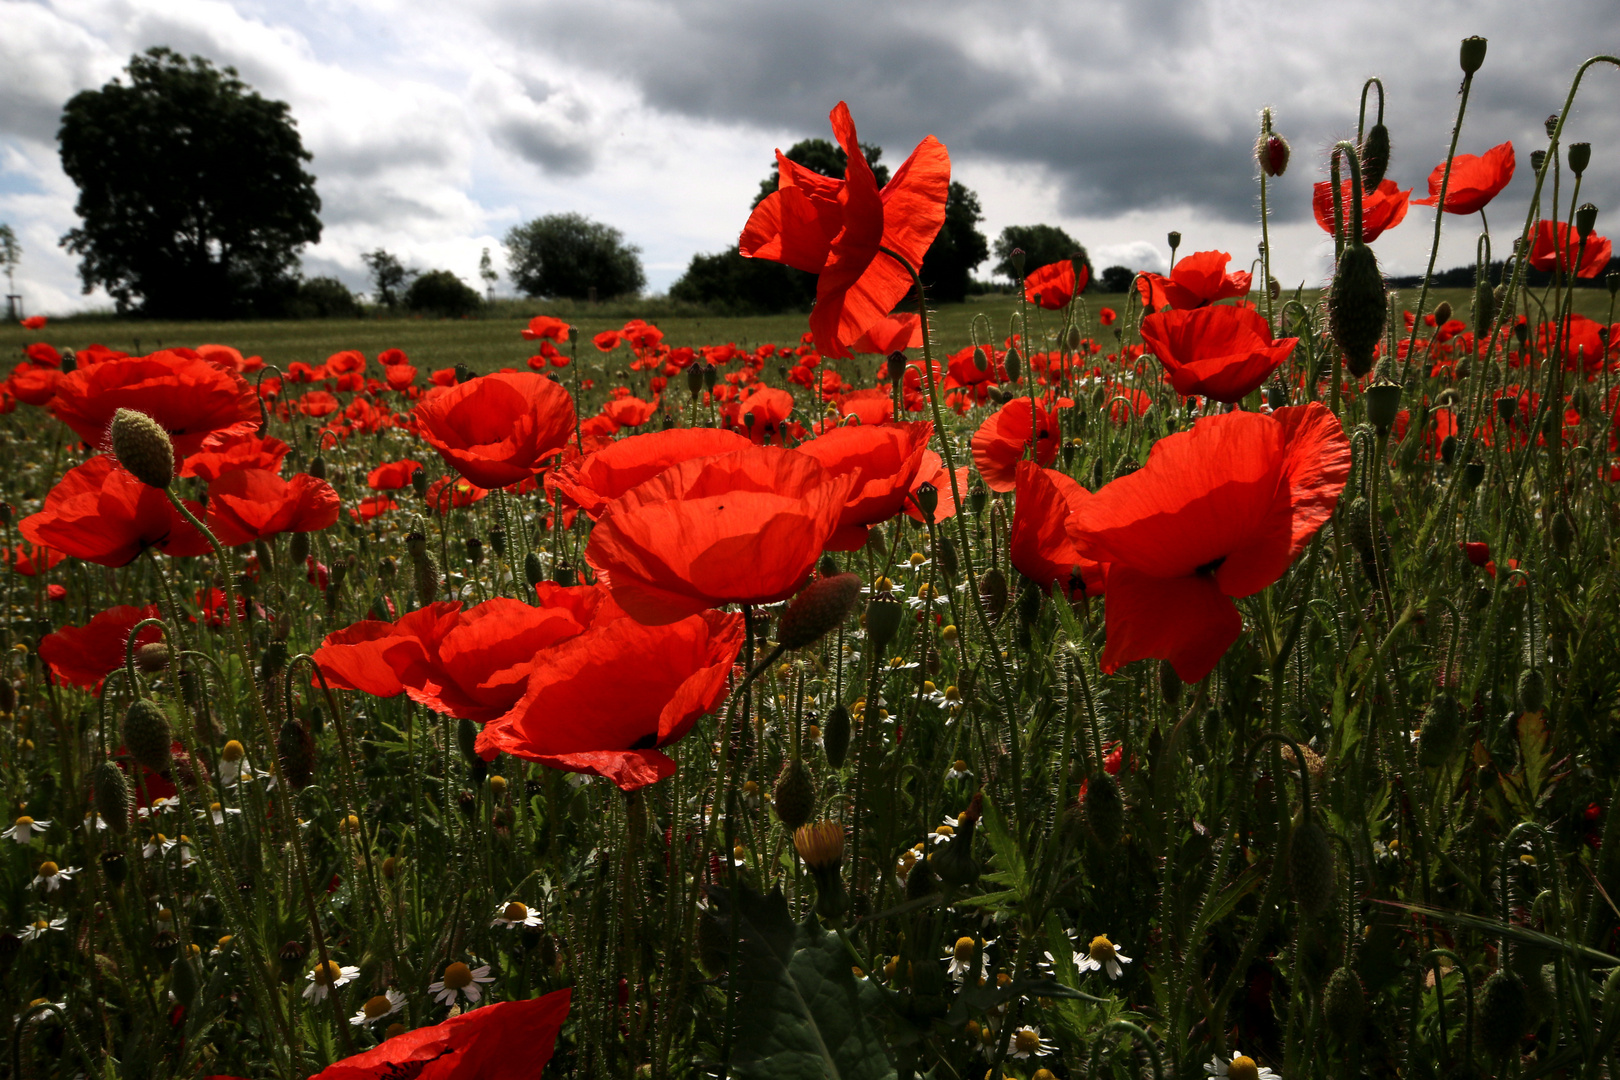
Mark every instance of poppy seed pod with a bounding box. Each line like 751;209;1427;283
309;454;327;481
1608;271;1619;296
1359;124;1390;190
1365;379;1402;435
454;363;473;384
1459;35;1488;75
1569;142;1591;177
1328;242;1388;378
92;760;132;834
1530;149;1547;174
778;573;862;650
123;699;172;774
885;351;906;383
1167;231;1181;252
822;703;851;768
108;409;174;489
1576;203;1598;241
865;593;903;653
914;482;938;523
686;364;703;396
1257;133;1291;178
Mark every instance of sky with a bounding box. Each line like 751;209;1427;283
1;0;1615;315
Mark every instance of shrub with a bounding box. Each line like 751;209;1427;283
404;270;483;318
283;276;362;318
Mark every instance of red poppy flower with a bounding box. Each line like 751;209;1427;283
179;432;291;483
5;363;59;406
1312;179;1411;242
903;451;969;524
1135;250;1253;311
625;322;665;350
367;459;424;491
378;347;410;366
1140;305;1297;403
384;364;418;391
1528;220;1613;278
603;395;658;427
1070;403;1350;682
970;397;1060;492
221;988;573;1080
350;494;397;522
726;385;795;445
414;372;576;488
49;352;260;457
297;390;340;418
20;315;46;330
1023;260;1087;310
594;330;624;352
849;313;923;354
38;603;163;689
551;428;753;520
476;610;744;790
797;420;933;550
20;456;209;566
195;344;263;374
1009;461;1105;599
740;102;950;359
834;388;895;426
315;589;611;722
25;343;61;366
1412;141;1515;215
205;469;340;546
326;349;366;375
1099;308;1117;326
523;316;571;343
424;475;489;513
585;446;856;624
3;542;64;577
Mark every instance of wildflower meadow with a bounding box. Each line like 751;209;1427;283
7;35;1620;1080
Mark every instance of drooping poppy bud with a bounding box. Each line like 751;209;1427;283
1476;970;1531;1060
1328;242;1387;378
822;703;851;768
1322;967;1366;1043
777;573;862;650
1084;770;1123;848
772;759;814;830
978;566;1008;623
1360;123;1391;190
866;593;903;652
123;699;172;774
1287;813;1335;916
93;760;132;834
1433;301;1452;325
109;408;174;489
278;719;315;790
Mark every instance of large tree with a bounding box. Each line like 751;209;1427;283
58;48;322;318
504;213;645;300
991;224;1092;286
918;182;988;303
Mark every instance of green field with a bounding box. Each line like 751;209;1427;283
8;287;1612;376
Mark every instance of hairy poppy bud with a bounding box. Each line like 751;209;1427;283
523;551;545;587
938;536;959;581
772;759;815;830
1322;967;1365;1043
413;552;440;603
866;593;903;652
93;760;132;834
1066;325;1083;351
1477;970;1530;1060
1328;242;1387;378
1343;495;1374;555
1084;771;1124;849
822;703;851;768
1288;815;1335;917
134;642;170;674
278;720;315;790
1517;667;1546;714
1576;202;1598;241
123;699;172;774
1459;35;1488;75
1257;132;1291;178
309;454;327;481
779;573;862;650
109;409;174;489
1551;510;1574;555
1432;301;1452;325
1009;248;1025;275
1004;347;1022;383
1359;124;1390;190
977;566;1009;624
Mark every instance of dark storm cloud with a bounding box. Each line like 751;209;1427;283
481;0;1620;229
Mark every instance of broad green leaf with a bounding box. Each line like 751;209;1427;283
979;792;1027;901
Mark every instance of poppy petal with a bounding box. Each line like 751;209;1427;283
1099;566;1242;682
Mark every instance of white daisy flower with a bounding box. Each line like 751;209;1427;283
31;861;78;893
1006;1024;1057;1060
137;797;179;820
491;900;543;929
1207;1051;1279;1080
943;936;992;982
19;917;66;942
349;989;406;1026
944;760;972;783
428;962;494;1006
5;816;50;845
1076;933;1133;980
81;813;108;834
199;802;242;826
303;961;360;1002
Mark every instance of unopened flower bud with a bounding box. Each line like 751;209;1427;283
1167;231;1181;253
1433;301;1452;325
1257;132;1291;177
109;409;174;488
778;573;862;650
123;699;172;774
1009;248;1025;275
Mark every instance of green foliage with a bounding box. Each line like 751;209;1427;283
1099;264;1136;293
504;212;645;300
404;269;482;318
283;276;362;319
360;249;416;311
991;223;1091;285
918;182;988;304
57;47;321;318
668;250;815;315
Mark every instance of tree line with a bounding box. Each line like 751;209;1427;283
39;48;1138;320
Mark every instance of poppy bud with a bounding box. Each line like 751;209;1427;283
885;351;906;383
866;593;903;653
1477;970;1531;1060
123;699;172;775
865;522;886;554
1459;35;1488;75
278;720;315;790
1551;510;1574;555
1517;667;1546;714
1322;967;1365;1043
1287;814;1335;917
1004;348;1022;382
1439;434;1457;465
1433;301;1452;325
1256;132;1291;178
1568;142;1592;178
1364;379;1402;435
972;346;988;372
1359;124;1391;190
772;759;815;830
1159;660;1183;706
1343;495;1374;554
413;552;440;603
778;573;862;650
1418;695;1463;768
1328;242;1388;378
134;642;170;674
818;554;839;577
1009;248;1025;275
1576;202;1598;241
108;409;174;489
309;455;327;481
1084;770;1124;848
524;551;545;587
938;536;959;581
977;566;1008;623
913;482;938;523
823;703;851;768
93;760;132;834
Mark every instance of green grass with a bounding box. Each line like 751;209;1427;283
4;288;1613;375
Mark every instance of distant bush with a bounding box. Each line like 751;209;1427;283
405;270;483;318
283;275;362;318
668;250;815;315
505;213;645;300
1099;265;1135;293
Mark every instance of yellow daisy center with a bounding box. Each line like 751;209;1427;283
222;740;245;762
38;861;59;877
15;816;33;828
362;994;394;1019
953;936;976;961
441;962;473;989
1229;1055;1260;1080
312;961;344;986
503;901;528;921
1014;1027;1041;1054
1089;935;1116;962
